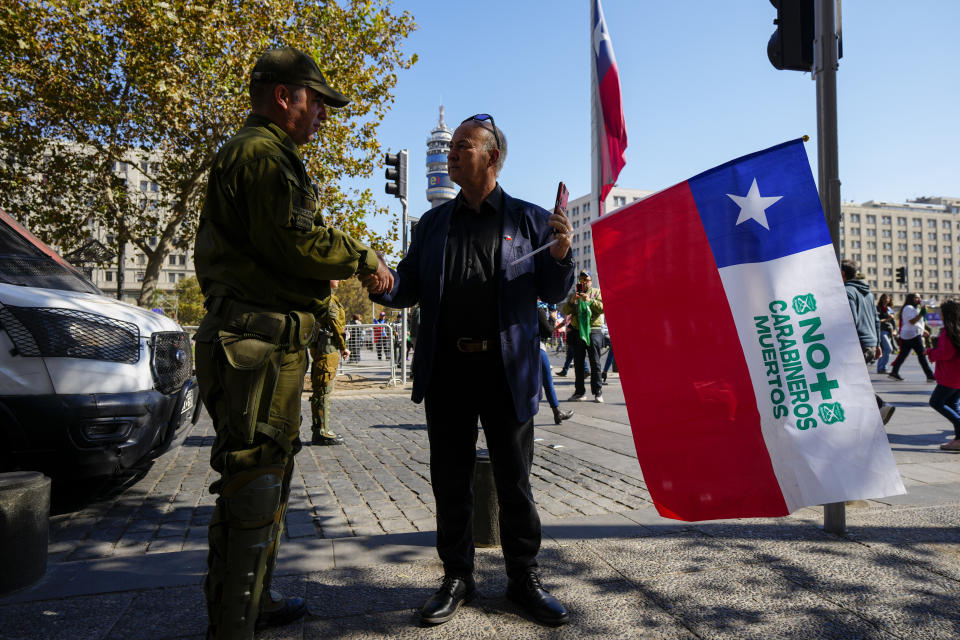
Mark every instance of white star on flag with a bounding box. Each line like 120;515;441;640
727;179;783;230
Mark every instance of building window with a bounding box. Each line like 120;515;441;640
897;230;906;238
943;220;952;229
930;270;939;278
914;256;924;264
898;256;908;264
882;255;892;263
913;231;922;239
105;271;113;282
928;232;937;240
866;228;876;237
943;233;952;242
868;267;877;274
929;257;938;265
897;217;907;225
898;243;906;251
865;214;875;223
169;255;177;265
150;236;158;246
927;219;937;228
140;180;148;191
913;244;923;252
867;255;876;262
913;218;922;227
138;254;146;265
881;229;891;238
883;242;892;250
849;214;860;222
178;273;185;281
168;273;177;283
929;245;938;253
850;228;860;235
179;255;186;265
136;271;145;282
883;267;893;275
867;241;876;249
882;216;892;225
883;280;892;288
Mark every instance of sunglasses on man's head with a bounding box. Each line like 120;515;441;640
461;113;501;151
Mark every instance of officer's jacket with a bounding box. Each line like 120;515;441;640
195;114;378;320
372;187;575;422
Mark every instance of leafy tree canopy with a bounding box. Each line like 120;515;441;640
0;0;416;305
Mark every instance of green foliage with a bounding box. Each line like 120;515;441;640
0;0;416;303
174;275;205;326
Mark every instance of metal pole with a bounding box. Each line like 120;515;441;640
400;193;408;385
816;0;845;535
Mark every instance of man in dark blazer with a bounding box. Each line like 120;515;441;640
368;114;575;627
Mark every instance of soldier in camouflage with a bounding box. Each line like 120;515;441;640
308;280;349;445
193;47;392;640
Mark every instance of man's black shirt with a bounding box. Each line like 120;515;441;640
438;185;504;343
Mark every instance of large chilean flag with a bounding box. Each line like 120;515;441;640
591;0;627;209
593;140;905;521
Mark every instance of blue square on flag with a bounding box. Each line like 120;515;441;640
688;140;832;268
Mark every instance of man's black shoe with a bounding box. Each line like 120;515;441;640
256;596;307;630
888;372;904;381
555;369;567;377
420;575;476;626
311;434;344;446
552;406;573;424
506;571;569;627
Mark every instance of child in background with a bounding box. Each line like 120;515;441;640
926;299;960;452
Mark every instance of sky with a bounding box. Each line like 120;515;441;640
346;0;959;240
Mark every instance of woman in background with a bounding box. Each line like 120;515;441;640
926;299;960;452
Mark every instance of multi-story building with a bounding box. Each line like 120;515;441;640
566;187;653;283
68;158;195;305
839;196;960;302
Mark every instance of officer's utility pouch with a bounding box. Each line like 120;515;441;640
286;310;317;352
218;311;288;445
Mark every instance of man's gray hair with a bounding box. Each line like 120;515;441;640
469;121;507;176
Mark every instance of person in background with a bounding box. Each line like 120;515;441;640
373;310;389;360
308;280;349;446
539;301;573;424
840;260;895;424
561;270;604;403
926;299;960;452
347;313;362;363
876;293;895;374
888;292;935;382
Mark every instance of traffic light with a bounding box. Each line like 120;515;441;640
384;150;407;200
896;266;907;284
767;0;814;72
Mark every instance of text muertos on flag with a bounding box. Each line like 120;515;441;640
592;139;905;521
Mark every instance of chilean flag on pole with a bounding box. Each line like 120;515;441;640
591;0;627;212
593;140;905;521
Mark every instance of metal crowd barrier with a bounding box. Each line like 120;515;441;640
340;322;404;386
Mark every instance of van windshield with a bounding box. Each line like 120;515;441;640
0;220;102;294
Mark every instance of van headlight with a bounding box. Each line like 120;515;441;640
150;331;193;394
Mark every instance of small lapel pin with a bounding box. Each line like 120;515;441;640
504;235;512;241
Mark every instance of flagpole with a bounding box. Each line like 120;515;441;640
590;0;600;231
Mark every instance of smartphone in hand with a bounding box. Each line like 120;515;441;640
554;181;569;213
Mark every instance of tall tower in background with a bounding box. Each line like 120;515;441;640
425;105;456;208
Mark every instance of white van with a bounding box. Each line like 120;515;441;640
0;211;199;478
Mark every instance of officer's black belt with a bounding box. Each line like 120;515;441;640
456;338;496;353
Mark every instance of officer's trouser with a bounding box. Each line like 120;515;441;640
308;346;339;438
196;340;307;640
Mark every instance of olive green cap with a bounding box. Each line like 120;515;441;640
251;46;349;108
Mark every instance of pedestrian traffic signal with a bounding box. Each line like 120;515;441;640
384;150;407;200
896;266;907;284
767;0;814;72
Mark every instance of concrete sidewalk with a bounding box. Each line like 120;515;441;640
1;356;959;639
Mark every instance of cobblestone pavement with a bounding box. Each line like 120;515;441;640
46;392;653;564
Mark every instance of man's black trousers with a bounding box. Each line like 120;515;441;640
573;328;603;396
424;347;540;580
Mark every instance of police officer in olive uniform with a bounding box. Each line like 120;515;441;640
308;280;348;445
193;47;393;640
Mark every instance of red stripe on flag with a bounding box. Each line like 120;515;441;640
598;65;627;204
592;183;788;521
